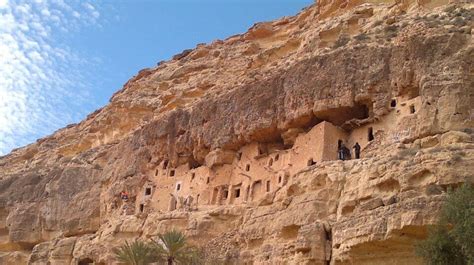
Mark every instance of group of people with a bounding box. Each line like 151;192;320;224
338;141;360;160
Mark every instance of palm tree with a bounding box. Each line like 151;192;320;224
113;240;157;265
151;230;200;265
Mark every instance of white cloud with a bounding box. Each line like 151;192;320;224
0;0;106;155
0;0;9;9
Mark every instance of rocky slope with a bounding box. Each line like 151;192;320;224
0;0;473;264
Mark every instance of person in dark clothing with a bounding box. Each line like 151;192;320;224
338;145;345;160
342;145;351;160
353;142;361;159
339;144;350;160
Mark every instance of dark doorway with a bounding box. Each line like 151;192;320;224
368;127;374;141
390;99;397;107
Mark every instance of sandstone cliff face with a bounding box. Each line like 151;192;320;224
0;0;473;264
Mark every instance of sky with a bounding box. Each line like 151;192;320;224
0;0;313;156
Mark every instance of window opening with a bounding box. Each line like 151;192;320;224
390;99;397;107
145;188;151;196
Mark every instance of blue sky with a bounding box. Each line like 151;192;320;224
0;0;312;155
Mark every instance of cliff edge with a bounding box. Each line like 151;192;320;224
0;0;473;264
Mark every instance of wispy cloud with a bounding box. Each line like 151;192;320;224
0;0;105;155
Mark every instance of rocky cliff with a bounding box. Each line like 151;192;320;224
0;0;473;264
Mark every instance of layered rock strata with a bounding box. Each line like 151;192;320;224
0;0;473;264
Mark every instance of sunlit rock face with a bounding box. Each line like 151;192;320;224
0;0;473;264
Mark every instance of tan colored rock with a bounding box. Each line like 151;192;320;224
0;0;472;264
205;149;236;168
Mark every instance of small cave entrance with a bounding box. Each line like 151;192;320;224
139;204;144;213
409;105;416;114
78;258;94;265
188;157;202;170
307;158;316;166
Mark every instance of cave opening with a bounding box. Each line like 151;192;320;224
78;258;94;265
313;102;371;126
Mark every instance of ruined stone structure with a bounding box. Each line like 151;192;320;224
0;0;473;264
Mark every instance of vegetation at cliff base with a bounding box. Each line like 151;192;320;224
113;240;157;265
113;230;222;265
151;229;201;265
416;183;474;265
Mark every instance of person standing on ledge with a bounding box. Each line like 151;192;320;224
353;142;361;159
343;144;351;160
338;144;344;160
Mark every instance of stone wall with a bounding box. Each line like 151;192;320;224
0;0;472;264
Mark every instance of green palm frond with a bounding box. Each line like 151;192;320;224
152;230;201;265
113;240;156;265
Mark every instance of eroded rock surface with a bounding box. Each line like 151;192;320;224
0;0;473;264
